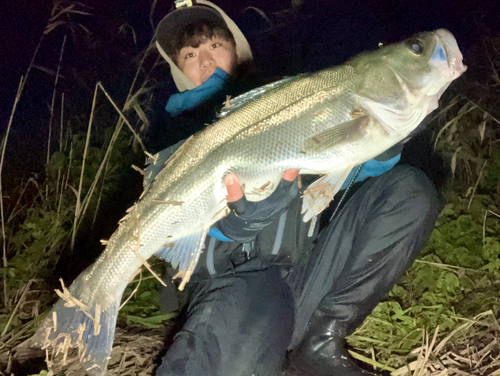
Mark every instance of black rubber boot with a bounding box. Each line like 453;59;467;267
290;311;376;376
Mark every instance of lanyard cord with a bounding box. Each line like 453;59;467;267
329;165;363;222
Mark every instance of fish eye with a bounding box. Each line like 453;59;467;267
407;39;424;55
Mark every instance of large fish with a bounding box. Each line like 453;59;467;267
32;29;465;374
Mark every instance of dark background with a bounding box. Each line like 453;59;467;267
0;0;499;174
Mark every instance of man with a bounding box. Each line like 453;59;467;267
149;2;444;375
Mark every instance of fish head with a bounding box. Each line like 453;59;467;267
352;29;467;135
387;28;466;98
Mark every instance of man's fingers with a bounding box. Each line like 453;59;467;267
283;169;300;182
225;174;244;203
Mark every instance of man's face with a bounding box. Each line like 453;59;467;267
176;36;238;87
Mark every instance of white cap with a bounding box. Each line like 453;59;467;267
155;0;253;92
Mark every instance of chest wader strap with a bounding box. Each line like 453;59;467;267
206;236;217;276
272;209;288;255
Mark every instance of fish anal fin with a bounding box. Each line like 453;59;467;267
155;231;208;280
304;116;369;153
301;165;355;222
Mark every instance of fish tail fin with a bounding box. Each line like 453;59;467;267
31;278;120;376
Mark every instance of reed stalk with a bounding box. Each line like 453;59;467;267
47;35;67;166
71;83;99;251
0;77;27;307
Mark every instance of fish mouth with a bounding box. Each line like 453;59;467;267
435;29;467;78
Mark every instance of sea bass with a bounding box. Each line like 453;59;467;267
32;29;465;374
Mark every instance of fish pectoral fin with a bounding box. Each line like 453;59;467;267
155;230;208;287
303;116;369;153
359;96;426;136
301;165;354;222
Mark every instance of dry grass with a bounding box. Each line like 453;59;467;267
0;77;26;308
391;310;500;376
1;324;166;376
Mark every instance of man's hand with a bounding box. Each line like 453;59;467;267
225;169;300;203
216;169;301;243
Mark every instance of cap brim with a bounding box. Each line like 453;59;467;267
155;6;225;57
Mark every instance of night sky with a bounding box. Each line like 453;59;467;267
1;0;499;174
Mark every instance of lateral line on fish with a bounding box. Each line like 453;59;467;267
153;200;184;206
250;123;265;133
297;110;324;122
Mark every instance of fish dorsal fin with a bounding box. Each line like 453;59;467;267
143;140;184;187
218;75;308;118
303;116;369;153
